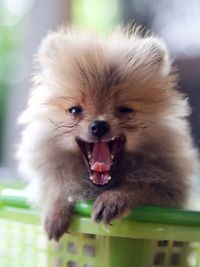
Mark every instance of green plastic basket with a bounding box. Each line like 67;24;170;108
1;186;200;267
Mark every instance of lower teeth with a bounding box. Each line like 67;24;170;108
89;174;112;184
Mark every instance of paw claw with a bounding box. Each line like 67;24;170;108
92;202;105;223
45;209;73;241
92;193;131;225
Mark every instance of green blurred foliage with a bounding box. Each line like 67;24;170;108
72;0;121;35
0;4;22;162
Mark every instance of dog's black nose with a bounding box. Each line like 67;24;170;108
89;120;110;138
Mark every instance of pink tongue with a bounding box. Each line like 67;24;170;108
91;141;111;172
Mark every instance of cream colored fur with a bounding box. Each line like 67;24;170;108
17;26;199;240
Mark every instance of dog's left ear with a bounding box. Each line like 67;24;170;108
135;36;172;77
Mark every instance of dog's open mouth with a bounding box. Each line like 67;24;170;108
76;136;125;186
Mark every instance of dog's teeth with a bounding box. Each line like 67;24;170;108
111;154;114;159
111;137;116;141
108;176;111;181
88;153;91;159
89;176;93;180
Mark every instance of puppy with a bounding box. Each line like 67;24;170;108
17;26;198;241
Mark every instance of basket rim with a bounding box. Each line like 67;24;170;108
1;185;200;241
1;185;200;227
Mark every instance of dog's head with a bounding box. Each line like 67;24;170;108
19;27;189;187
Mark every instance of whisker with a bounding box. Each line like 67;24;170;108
54;125;70;131
48;117;66;125
119;121;154;131
49;117;80;130
53;130;72;138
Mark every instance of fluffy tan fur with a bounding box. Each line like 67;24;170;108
17;26;198;240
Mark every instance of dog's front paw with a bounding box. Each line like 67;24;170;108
92;191;132;225
44;207;73;241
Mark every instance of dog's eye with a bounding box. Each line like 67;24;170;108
68;106;83;116
117;106;134;113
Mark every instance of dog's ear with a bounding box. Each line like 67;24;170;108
34;29;76;80
37;31;64;63
127;36;172;78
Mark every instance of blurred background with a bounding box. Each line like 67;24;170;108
0;0;200;182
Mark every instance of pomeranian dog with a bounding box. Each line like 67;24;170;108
17;26;198;241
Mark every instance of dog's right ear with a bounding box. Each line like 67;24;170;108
125;35;172;79
137;37;172;77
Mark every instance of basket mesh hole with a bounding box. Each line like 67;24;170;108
68;261;77;267
85;234;96;239
173;241;183;247
170;253;180;266
54;258;62;267
53;242;62;251
68;242;77;254
157;240;169;247
154;252;165;265
83;245;95;257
